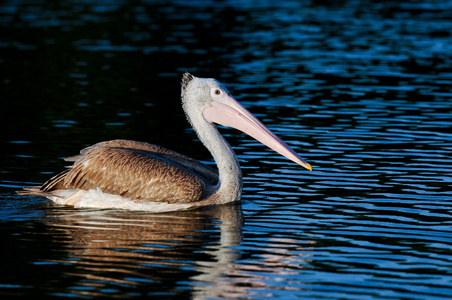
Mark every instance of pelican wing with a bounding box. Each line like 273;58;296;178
41;140;218;204
68;140;219;185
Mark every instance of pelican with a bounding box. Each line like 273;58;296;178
17;73;312;211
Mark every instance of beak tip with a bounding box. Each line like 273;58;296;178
297;159;312;171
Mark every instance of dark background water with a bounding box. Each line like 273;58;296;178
1;0;452;299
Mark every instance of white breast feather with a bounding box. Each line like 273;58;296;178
50;188;194;212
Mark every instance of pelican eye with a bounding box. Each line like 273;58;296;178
214;89;221;95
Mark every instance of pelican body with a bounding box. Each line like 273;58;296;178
17;73;311;211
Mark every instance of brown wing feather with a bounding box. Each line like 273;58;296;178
66;140;218;185
41;140;219;204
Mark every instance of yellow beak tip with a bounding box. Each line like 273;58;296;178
297;160;312;171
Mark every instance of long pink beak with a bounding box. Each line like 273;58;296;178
203;95;312;171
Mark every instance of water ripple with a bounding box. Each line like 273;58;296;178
1;0;452;299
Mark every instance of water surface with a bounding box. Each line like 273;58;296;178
1;0;451;299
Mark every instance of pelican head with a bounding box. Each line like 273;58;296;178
181;72;312;171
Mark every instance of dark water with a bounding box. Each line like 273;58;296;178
1;0;452;298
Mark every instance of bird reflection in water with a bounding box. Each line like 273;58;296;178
39;204;314;298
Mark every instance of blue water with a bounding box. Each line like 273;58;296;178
1;0;451;299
